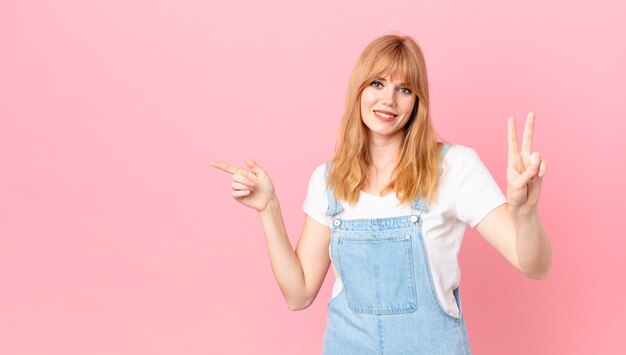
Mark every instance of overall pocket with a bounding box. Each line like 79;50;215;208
336;234;417;315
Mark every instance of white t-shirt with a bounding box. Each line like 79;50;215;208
302;144;507;318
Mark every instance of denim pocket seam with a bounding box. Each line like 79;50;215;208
337;234;418;315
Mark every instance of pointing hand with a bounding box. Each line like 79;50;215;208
210;158;276;212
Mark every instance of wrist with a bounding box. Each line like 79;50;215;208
509;204;539;219
258;195;279;216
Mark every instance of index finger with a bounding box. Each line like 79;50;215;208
210;161;253;179
508;116;519;160
521;112;535;155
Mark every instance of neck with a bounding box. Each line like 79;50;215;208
367;132;403;169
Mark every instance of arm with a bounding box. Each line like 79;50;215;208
476;204;552;279
475;112;552;280
210;158;331;310
258;197;331;310
511;206;551;279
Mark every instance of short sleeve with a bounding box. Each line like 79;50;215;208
454;147;507;228
302;163;331;227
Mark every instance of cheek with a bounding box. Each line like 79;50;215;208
402;97;417;114
360;98;369;116
360;90;376;108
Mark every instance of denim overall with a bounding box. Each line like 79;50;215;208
322;144;472;355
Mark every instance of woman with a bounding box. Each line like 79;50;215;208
210;34;551;354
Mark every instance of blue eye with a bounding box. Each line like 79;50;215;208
371;81;411;94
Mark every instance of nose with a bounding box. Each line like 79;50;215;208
380;87;397;107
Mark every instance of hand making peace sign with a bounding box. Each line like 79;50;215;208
507;112;548;212
210;158;276;212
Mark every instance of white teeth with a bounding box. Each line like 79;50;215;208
376;111;394;118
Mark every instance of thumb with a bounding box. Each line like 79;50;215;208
246;157;262;173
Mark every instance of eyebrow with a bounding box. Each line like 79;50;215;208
375;77;407;86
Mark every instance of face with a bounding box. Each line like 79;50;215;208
360;74;416;139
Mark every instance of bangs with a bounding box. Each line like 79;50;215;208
366;46;419;94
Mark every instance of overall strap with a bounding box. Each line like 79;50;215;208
412;143;453;214
440;143;452;156
324;161;344;217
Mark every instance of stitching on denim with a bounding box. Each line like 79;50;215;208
406;232;418;312
377;315;385;355
327;231;344;311
455;315;471;354
338;233;417;315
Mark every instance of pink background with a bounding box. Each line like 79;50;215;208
1;0;625;354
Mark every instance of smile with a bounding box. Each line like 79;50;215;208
374;110;397;122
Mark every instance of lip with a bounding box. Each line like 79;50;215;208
374;110;398;116
373;110;397;122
